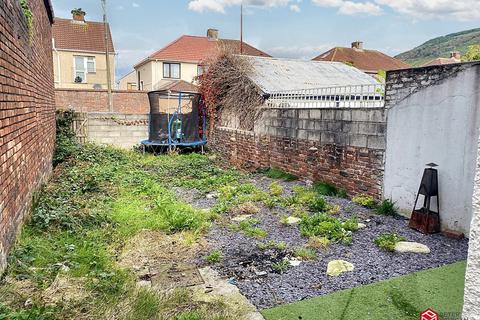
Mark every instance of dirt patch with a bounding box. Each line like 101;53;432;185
42;274;89;306
119;230;208;290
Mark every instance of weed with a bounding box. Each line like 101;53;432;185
300;214;356;245
271;260;290;274
307;236;330;251
233;218;268;238
280;215;289;225
257;241;287;251
308;196;328;213
261;167;298;181
352;194;377;208
375;233;407;252
326;204;341;215
293;247;317;260
53;110;80;166
376;199;398;216
205;250;222;264
269;182;284;196
231;201;260;215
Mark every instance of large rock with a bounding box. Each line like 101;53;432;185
285;216;301;225
327;260;355;277
394;241;430;254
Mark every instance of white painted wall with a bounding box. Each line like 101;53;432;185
463;134;480;319
384;66;480;234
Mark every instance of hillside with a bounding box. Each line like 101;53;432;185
395;28;480;66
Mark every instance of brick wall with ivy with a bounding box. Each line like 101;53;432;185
0;0;55;273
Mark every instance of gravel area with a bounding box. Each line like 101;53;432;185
192;176;469;309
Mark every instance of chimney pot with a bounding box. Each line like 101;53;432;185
352;41;364;50
450;51;461;60
207;28;219;41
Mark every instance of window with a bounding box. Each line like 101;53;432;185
163;62;180;79
197;65;208;76
74;56;96;83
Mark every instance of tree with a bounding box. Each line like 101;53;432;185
462;45;480;62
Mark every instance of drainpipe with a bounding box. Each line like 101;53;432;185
52;38;61;85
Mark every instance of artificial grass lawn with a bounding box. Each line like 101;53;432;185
262;261;466;320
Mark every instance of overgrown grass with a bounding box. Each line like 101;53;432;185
376;199;398;216
313;182;347;198
231;218;268;238
300;214;358;245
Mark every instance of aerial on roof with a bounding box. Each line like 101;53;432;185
245;56;378;94
135;32;270;67
52;18;115;53
313;42;410;73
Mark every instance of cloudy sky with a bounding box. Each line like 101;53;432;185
51;0;480;80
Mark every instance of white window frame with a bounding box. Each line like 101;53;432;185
163;62;181;79
73;55;96;84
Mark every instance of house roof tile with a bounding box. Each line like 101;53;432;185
138;35;270;66
313;47;410;72
422;57;461;67
52;18;115;53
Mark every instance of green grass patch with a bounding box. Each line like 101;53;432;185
205;250;223;264
231;218;268;238
261;167;298;181
313;182;347;198
262;261;467;320
375;232;407;252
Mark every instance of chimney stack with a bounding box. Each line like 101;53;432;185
71;8;86;22
207;28;219;41
351;41;364;50
450;51;461;60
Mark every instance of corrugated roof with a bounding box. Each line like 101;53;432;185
136;35;270;67
52;18;115;53
313;47;410;72
245;56;378;93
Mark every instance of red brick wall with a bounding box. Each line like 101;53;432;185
210;127;384;199
55;89;150;114
0;0;55;272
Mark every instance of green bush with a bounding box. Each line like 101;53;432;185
374;233;406;251
376;199;398;216
352;194;377;208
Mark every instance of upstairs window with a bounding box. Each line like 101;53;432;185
74;56;96;83
163;62;180;79
197;65;208;76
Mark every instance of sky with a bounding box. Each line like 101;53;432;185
51;0;480;80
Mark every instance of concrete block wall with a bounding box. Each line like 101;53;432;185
0;0;55;273
55;89;150;114
384;62;480;234
85;113;148;149
212;107;386;198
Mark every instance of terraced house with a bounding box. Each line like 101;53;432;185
52;9;115;89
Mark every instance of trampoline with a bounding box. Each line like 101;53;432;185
141;89;207;153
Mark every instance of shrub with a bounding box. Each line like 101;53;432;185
205;250;222;264
293;247;317;261
352;194;376;208
307;236;330;251
374;233;406;252
376;199;398;216
269;182;284;197
54;110;80;166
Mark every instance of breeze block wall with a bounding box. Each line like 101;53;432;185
211;107;386;198
0;0;55;273
55;89;150;114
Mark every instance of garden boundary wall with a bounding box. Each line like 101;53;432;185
210;107;386;198
73;113;148;149
384;62;480;234
0;0;55;274
55;88;149;114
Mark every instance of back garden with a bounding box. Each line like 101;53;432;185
0;113;469;320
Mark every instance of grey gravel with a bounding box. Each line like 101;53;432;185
192;176;469;309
